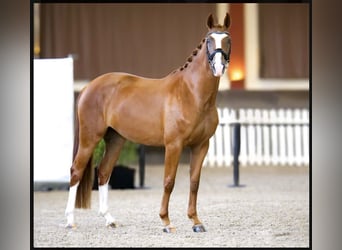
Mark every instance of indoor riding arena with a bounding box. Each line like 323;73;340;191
33;3;310;248
34;164;309;247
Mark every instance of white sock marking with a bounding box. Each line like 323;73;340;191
99;182;115;225
65;181;79;226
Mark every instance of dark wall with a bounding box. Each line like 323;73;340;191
259;3;309;78
40;3;217;80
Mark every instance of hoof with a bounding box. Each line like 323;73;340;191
106;222;117;228
192;224;206;232
65;223;77;229
163;225;176;233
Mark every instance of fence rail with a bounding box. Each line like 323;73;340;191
204;108;310;167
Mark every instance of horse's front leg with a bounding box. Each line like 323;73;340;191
159;142;182;233
188;140;209;232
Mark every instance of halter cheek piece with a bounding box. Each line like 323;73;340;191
206;31;231;71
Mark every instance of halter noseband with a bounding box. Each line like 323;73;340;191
206;31;231;70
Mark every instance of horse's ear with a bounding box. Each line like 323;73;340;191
223;13;231;29
207;13;215;29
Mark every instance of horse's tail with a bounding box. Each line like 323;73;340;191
72;92;94;209
75;158;94;209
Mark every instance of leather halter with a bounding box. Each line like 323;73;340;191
205;31;231;71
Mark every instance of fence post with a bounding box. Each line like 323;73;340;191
270;109;279;165
223;108;232;166
232;122;241;187
286;109;295;166
262;109;271;165
239;109;247;165
255;109;263;165
216;108;224;166
302;109;310;165
247;109;256;165
278;109;286;166
294;109;302;165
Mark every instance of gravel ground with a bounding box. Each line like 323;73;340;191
33;164;309;248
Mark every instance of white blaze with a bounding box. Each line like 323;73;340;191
213;53;224;77
211;33;228;48
210;33;228;77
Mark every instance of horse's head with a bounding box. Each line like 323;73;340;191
206;13;231;77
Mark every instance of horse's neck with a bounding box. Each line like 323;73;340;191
181;45;220;109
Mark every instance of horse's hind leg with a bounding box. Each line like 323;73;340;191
65;117;107;228
97;128;126;227
65;140;100;228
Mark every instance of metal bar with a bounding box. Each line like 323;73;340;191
233;123;241;186
138;144;145;188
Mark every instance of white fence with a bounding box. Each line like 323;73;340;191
203;108;310;167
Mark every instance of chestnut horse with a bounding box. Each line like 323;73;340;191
65;13;231;233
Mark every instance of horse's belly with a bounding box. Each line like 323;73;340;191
107;101;165;146
115;120;164;146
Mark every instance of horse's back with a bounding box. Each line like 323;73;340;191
79;72;164;104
